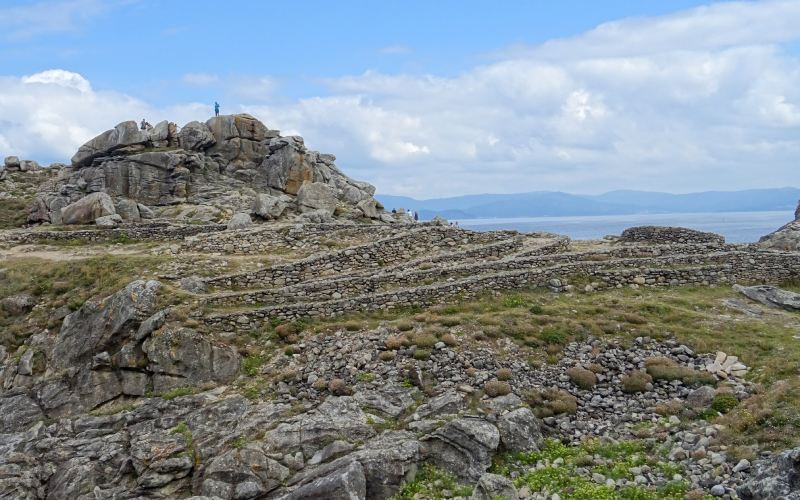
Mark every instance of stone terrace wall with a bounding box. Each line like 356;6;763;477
0;223;225;245
204;249;800;330
204;226;519;289
620;226;725;246
180;222;424;255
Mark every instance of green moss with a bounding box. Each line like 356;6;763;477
161;386;197;400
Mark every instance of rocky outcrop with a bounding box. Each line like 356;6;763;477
59;191;116;225
734;284;800;311
29;114;387;225
760;202;800;251
738;447;800;499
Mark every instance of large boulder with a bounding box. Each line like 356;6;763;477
60;192;116;225
95;213;123;227
205;114;276;165
252;193;289;220
422;417;500;482
51;280;161;370
297;182;337;215
738;447;800;499
471;473;518;500
351;431;420;498
71;121;147;168
734;285;800;311
0;294;36;316
497;407;542;452
178;121;216;151
227;212;252;230
115;198;141;221
4;156;20;171
759;202;800;251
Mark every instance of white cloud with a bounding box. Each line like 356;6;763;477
3;1;800;198
0;0;116;39
0;70;208;163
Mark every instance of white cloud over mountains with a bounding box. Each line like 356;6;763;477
1;0;800;197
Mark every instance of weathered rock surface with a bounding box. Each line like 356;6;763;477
29;113;387;225
760;202;800;251
470;473;518;500
738;447;800;499
734;284;800;311
423;417;501;481
0;293;36;316
59;191;116;225
226;212;252;230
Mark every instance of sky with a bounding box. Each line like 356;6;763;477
1;0;799;198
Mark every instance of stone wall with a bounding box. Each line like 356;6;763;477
620;226;725;245
0;223;226;245
204;226;519;289
620;226;725;246
204;248;800;331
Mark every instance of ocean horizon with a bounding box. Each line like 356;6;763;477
454;210;793;243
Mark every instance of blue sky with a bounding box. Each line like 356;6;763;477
2;0;800;197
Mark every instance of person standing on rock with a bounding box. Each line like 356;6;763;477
214;101;220;117
140;118;147;130
414;211;419;222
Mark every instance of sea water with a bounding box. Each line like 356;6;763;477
455;211;793;243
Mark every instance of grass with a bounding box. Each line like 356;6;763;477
491;439;701;500
390;464;472;499
0;254;170;349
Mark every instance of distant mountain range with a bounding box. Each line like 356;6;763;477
376;188;800;220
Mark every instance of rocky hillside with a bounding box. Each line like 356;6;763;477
21;114;394;226
1;216;800;498
758;200;800;251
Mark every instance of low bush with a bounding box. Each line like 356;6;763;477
441;333;458;346
410;332;437;349
711;393;739;414
379;351;396;361
484;380;512;397
496;368;513;381
328;378;352;396
566;367;597;390
385;334;406;350
523;388;578;417
622;370;653;393
413;349;431;360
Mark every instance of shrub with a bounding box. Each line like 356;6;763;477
567;367;597;390
241;355;265;376
438;317;461;327
379;351;396;361
395;320;414;332
410;332;437;349
385;335;405;350
529;304;544;314
328;378;352;396
523;388;578;417
540;325;569;345
711;393;739;414
311;377;328;391
502;295;527;308
413;349;431;360
586;363;605;374
655;399;685;416
484;380;512;397
646;361;716;386
622;371;653;393
441;333;458;346
274;323;296;340
343;321;361;332
496;368;513;381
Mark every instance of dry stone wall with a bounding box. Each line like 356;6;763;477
204;248;800;331
620;226;725;246
0;223;225;245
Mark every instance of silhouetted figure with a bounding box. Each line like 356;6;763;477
414;211;419;221
795;199;800;220
140;119;147;130
214;101;220;117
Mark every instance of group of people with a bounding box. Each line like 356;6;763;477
391;208;419;221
